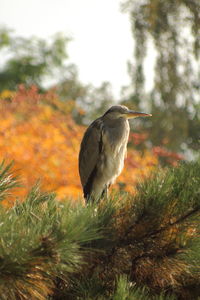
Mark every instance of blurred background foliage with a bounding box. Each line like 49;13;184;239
121;0;200;155
0;0;199;202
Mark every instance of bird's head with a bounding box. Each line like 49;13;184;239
103;105;152;120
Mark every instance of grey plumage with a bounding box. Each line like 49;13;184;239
79;105;152;202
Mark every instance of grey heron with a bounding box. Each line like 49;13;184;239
79;105;152;202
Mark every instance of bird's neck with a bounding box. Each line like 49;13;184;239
102;117;130;142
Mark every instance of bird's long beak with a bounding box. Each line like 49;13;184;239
125;110;152;119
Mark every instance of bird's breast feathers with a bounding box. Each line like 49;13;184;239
100;122;129;180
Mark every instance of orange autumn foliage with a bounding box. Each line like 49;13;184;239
0;85;83;203
0;86;181;204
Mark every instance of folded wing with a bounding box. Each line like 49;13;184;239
78;118;103;198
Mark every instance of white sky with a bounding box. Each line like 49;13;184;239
0;0;137;98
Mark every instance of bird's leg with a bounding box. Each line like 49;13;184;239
101;184;110;200
85;193;95;204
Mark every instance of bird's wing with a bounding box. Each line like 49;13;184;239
79;118;103;196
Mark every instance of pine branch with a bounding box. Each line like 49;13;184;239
80;161;200;300
120;205;200;247
0;160;199;299
144;206;200;238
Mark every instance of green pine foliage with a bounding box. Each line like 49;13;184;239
113;276;176;300
0;161;199;299
0;161;19;201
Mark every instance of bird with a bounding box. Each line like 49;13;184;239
79;105;152;203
